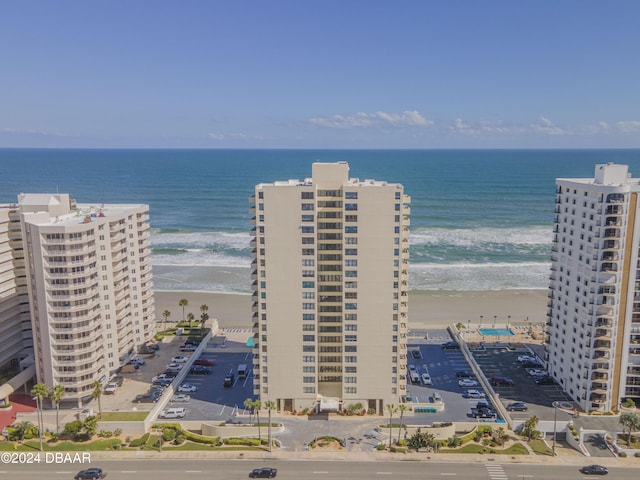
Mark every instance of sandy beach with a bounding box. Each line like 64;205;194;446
153;289;548;329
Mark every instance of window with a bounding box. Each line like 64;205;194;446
345;259;357;267
302;281;315;288
345;191;358;199
302;313;315;320
345;335;357;342
345;303;357;310
301;214;314;222
345;237;357;244
302;303;315;309
302;259;315;267
345;324;357;331
302;292;315;299
302;270;315;277
345;377;357;383
303;387;316;393
345;271;357;277
303;345;315;352
301;192;314;199
301;226;314;233
302;248;315;255
303;376;315;383
303;366;316;373
345;203;358;211
345;226;358;234
345;356;357;363
303;355;316;362
303;335;315;342
303;324;315;331
301;203;314;210
302;237;315;244
395;192;401;200
345;248;357;255
345;387;357;394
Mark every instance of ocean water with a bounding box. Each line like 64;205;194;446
2;148;640;293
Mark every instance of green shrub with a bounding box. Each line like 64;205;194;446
224;437;261;446
162;429;177;442
634;452;640;458
182;430;218;445
174;435;185;445
619;451;627;458
448;436;462;447
376;443;386;451
129;433;150;448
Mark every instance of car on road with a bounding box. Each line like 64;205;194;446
456;370;475;378
464;389;486;399
458;379;478;387
171;394;191;403
580;465;608;475
527;369;547;377
172;355;189;363
491;376;514;387
249;467;277;478
535;376;556;385
194;358;215;366
103;383;118;394
190;365;211;375
130;357;146;366
421;373;432;386
223;373;235;387
411;350;422;359
178;383;198;393
442;341;460;349
507;402;528;411
159;407;187;419
74;468;106;479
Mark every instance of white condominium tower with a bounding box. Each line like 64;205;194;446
250;162;410;414
547;163;640;412
18;194;156;405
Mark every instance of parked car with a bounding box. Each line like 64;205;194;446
430;392;442;403
458;379;478;387
110;375;124;387
159;407;186;419
134;393;160;403
152;374;173;382
408;364;417;372
535;376;556;385
223;373;235;387
178;383;198;393
490;377;514;387
194;358;215;366
472;409;497;419
464;389;486;399
442;341;460;349
249;467;277;478
580;465;608;475
507;402;528;412
103;383;118;394
456;370;475;378
130;357;146;366
527;369;547;377
190;365;211;375
74;468;106;479
180;344;197;352
166;363;184;371
421;373;432;386
517;355;537;363
152;378;172;387
171;394;191;403
411;350;422;359
172;355;189;363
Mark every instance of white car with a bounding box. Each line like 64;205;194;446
458;379;479;387
517;355;537;363
528;368;547;377
464;389;486;399
171;355;189;363
159;407;186;419
171;394;191;403
103;383;117;394
408;364;417;372
166;363;183;371
421;373;433;386
177;383;198;393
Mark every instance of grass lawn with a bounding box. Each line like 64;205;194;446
530;439;553;455
440;442;529;455
99;411;149;421
0;439;121;451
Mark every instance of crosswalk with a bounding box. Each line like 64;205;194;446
485;464;507;480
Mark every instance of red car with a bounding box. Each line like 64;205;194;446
194;358;215;366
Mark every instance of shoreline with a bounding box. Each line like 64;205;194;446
153;289;548;329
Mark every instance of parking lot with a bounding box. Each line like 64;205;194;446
96;335;257;422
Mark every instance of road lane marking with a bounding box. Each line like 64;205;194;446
440;473;457;476
312;471;329;474
375;473;392;475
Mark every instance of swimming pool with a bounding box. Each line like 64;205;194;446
478;328;514;336
246;336;255;347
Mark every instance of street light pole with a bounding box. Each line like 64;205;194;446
552;401;559;456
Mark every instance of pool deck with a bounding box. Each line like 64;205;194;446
459;321;546;356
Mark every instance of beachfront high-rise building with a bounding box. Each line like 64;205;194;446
546;164;640;412
16;194;156;405
249;162;410;414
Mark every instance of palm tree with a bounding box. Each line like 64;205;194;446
264;400;277;452
31;382;48;451
162;310;171;331
178;298;188;323
91;380;103;418
619;412;640;445
244;398;255;424
397;404;408;443
200;304;209;326
12;420;36;441
48;385;65;434
254;399;262;445
386;403;397;448
186;312;195;330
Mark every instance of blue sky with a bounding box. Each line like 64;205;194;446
1;1;639;148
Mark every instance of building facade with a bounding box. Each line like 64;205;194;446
18;194;156;405
250;162;410;414
546;164;640;412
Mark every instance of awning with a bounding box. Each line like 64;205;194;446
0;365;36;400
319;397;340;412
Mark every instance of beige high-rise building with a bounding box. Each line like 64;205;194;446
546;163;640;412
17;194;156;405
250;162;410;414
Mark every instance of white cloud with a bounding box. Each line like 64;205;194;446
531;116;565;136
2;127;76;138
208;132;269;141
617;121;640;133
307;110;433;129
450;117;479;136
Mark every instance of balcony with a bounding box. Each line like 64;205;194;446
593;339;612;350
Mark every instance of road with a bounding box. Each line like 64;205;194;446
0;459;637;480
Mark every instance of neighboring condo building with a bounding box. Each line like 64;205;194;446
250;162;410;414
18;194;156;405
546;164;640;412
